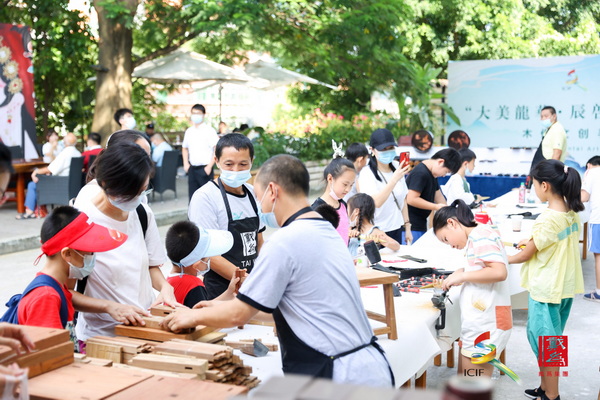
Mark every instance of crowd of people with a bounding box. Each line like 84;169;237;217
0;103;598;400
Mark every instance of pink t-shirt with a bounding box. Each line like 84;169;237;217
337;201;350;245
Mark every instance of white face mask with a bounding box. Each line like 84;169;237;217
191;114;204;124
125;117;136;130
108;195;143;212
68;250;96;280
196;258;211;276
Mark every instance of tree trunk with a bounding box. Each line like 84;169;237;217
91;0;139;141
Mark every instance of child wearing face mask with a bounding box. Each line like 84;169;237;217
311;157;357;244
11;206;127;331
347;193;400;259
165;221;241;307
442;148;484;207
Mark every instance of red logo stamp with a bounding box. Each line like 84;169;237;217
538;336;568;367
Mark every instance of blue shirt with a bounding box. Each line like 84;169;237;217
152;141;173;167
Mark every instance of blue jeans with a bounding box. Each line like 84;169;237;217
25;181;37;212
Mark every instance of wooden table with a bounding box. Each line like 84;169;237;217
11;158;47;213
356;267;399;340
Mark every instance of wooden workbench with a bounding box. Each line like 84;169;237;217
356;267;399;340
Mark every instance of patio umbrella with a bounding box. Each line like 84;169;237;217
133;49;261;119
244;59;337;90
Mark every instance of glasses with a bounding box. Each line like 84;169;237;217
141;183;153;197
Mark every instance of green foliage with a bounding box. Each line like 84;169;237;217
1;0;97;139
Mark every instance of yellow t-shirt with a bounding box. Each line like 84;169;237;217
521;209;584;304
541;121;567;161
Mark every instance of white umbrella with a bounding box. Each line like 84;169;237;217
244;59;337;90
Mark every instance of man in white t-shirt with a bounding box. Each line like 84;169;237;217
164;155;394;387
182;104;219;201
18;132;81;219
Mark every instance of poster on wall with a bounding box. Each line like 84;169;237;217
0;23;37;159
447;55;600;169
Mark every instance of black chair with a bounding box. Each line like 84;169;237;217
37;157;84;207
8;146;23;159
82;154;97;187
151;151;178;202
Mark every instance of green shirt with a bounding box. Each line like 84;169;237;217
521;209;583;304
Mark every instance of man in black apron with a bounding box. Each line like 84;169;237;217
167;155;394;387
188;134;264;299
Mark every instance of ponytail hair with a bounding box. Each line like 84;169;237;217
531;159;584;212
367;155;396;182
433;199;477;233
348;193;376;234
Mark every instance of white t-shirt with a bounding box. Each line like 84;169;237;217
583;167;600;224
47;146;81;176
42;141;64;163
442;174;475;206
238;218;392;387
188;180;265;232
73;200;166;340
182;124;219;166
358;166;407;232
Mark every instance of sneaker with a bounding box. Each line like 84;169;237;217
524;387;544;399
583;292;600;302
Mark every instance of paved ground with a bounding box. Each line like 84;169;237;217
0;177;598;398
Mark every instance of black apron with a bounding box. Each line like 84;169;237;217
530;131;548;174
203;179;260;299
272;207;396;385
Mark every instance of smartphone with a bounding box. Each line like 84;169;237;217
399;151;410;165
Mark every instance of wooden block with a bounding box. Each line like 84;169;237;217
154;340;231;361
225;340;278;352
112;363;199;380
86;342;122;364
14;341;74;378
86;357;113;367
195;331;227;343
28;363;152;400
0;325;71;365
105;375;247;400
150;305;175;317
141;315;194;334
89;335;155;354
115;324;217;342
129;353;208;375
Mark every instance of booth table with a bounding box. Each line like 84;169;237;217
11;158;47;214
438;174;526;200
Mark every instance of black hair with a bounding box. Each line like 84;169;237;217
541;106;556;115
432;148;461;174
347;193;376;235
113;108;133;125
587;156;600;167
166;221;200;265
88;132;101;145
96;141;154;201
458;148;477;164
345;143;369;162
531;159;584;212
46;129;58;140
0;142;12;174
215;133;254;160
239;124;249;131
40;206;81;244
256;155;310;196
191;104;206;114
88;130;151;182
433;199;477;233
314;203;340;228
323;157;355;181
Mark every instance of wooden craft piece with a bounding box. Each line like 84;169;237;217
128;353;208;375
195;331;227;343
16;341;74;378
141;315;194;334
115;324;217;342
225;339;278;352
154;340;231;361
112;363;199;380
28;363;152;400
86;342;123;364
105;375;247;400
0;325;71;365
150;305;175;317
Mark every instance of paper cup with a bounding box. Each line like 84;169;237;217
511;215;524;232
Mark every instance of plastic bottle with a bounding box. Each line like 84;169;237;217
518;182;526;203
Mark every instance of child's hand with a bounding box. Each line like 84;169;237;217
107;302;150;326
348;229;360;238
515;239;529;250
441;270;464;291
225;272;241;297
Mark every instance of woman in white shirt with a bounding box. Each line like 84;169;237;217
357;129;411;245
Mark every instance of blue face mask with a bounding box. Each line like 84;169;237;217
541;119;552;128
68;250;96;280
191;114;204;124
258;186;280;228
377;149;396;164
220;168;252;188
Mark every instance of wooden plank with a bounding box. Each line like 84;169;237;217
105;375;247;400
355;267;399;286
29;363;153;400
0;325;70;364
14;341;74;378
86;342;122;364
141;315;194;334
150;305;175;317
153;341;231;361
88;336;154;354
247;319;276;327
128;353;208;375
112;363;199;380
195;331;228;343
115;324;217;342
225;340;278;352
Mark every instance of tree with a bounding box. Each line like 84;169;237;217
1;1;96;138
